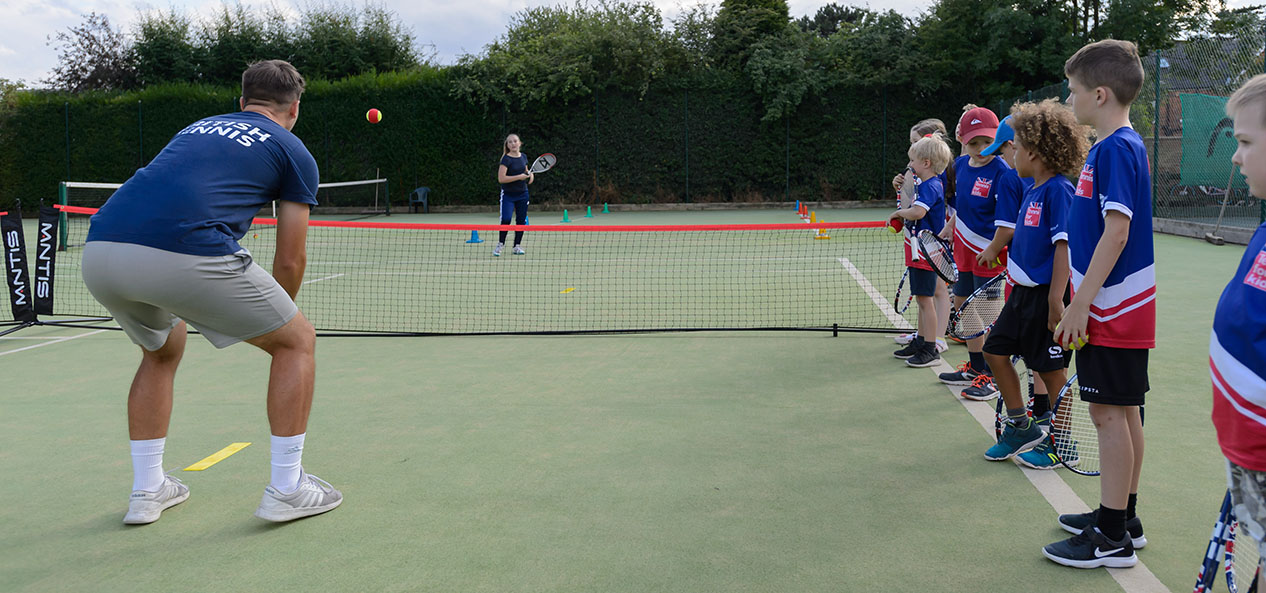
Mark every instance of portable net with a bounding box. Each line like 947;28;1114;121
43;205;915;336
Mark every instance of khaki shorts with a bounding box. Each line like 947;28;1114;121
82;241;297;350
1228;459;1266;567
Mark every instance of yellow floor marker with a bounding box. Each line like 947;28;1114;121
560;287;576;293
184;442;251;471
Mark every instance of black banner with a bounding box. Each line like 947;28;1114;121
35;206;58;315
2;210;35;322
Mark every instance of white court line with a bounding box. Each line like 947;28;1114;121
929;358;1170;593
303;273;345;285
838;257;913;330
0;329;106;357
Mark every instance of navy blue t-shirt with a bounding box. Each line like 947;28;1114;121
87;111;319;256
500;154;529;198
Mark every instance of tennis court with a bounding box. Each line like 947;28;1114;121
0;206;1244;592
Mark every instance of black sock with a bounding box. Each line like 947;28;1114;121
969;351;985;372
1032;394;1051;418
1096;505;1128;541
1126;493;1138;520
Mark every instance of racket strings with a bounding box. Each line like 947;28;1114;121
1051;383;1098;473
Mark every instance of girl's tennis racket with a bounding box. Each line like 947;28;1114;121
993;355;1030;440
1048;374;1098;475
530;153;556;174
893;268;913;315
1226;502;1262;593
916;229;958;284
1195;492;1233;593
949;272;1007;340
898;168;916;209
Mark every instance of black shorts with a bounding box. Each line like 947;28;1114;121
983;283;1068;373
1076;344;1149;406
908;267;938;297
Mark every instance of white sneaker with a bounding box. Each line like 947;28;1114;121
512;245;526;255
493;243;503;257
254;470;343;522
894;332;915;345
124;475;190;525
935;339;948;353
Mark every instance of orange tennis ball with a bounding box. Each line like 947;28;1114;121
366;108;382;124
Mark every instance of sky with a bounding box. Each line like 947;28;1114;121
0;0;932;86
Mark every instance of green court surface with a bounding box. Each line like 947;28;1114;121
0;207;1249;592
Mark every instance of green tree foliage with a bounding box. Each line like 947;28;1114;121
796;3;871;38
132;10;201;86
44;13;137;92
451;0;671;107
1094;0;1221;53
710;0;792;69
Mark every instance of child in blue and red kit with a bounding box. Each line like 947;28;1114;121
891;133;954;368
941;107;1024;400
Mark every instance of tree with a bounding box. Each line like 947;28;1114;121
796;3;870;38
132;9;201;86
452;0;671;106
710;0;791;68
1093;0;1221;54
45;13;137;91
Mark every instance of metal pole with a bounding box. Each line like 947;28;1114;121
684;88;690;203
881;87;887;200
64;102;71;180
138;100;144;168
594;94;600;196
785;114;790;201
1153;52;1161;212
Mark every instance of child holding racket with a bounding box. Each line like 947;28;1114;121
495;133;533;257
1211;73;1266;591
893;119;955;354
891;133;953;368
1044;39;1154;570
980;99;1086;463
940;107;1025;401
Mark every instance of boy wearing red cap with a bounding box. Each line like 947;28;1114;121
940;107;1024;400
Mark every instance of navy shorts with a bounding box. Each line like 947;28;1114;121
955;270;1000;298
908;267;939;297
1076;344;1149;406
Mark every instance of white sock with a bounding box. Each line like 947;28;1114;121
130;438;166;492
270;433;305;494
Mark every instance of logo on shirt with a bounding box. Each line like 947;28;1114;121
1245;248;1266;293
1024;202;1043;227
971;178;993;198
1076;165;1094;198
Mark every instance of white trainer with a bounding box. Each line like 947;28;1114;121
512;245;526;255
935;339;948;353
492;243;503;257
254;470;343;522
894;332;915;345
123;475;190;525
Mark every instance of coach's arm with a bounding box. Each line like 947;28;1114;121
273;200;310;300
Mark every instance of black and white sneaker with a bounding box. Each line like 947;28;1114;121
893;339;923;359
905;344;940;368
1058;510;1147;548
1043;526;1137;569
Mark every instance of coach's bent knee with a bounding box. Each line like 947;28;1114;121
250;312;315;355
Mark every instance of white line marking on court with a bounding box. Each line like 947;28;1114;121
303;273;345;285
0;329;106;357
929;357;1170;593
838;257;913;330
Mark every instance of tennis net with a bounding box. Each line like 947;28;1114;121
39;205;914;336
60;178;391;213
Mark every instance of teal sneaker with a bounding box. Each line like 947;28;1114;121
984;418;1047;461
1017;439;1059;469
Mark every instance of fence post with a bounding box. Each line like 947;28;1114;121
881;86;887;202
785;113;790;202
1153;52;1161;211
684;88;690;203
138;99;144;168
63;102;71;180
594;93;600;198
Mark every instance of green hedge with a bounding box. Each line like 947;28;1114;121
0;68;958;212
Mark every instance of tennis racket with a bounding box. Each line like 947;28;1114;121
1048;373;1098;475
1227;501;1262;593
1194;492;1233;593
530;153;556;174
994;355;1030;440
916;229;958;284
949;272;1007;340
898;168;916;209
893;269;913;315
